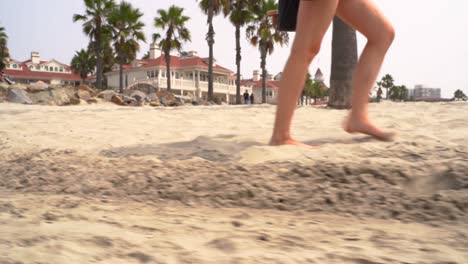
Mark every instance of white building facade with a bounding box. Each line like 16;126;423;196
3;52;81;85
105;44;251;103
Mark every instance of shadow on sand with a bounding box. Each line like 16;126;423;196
100;135;264;162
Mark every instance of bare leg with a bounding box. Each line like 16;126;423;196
270;0;339;146
337;0;396;141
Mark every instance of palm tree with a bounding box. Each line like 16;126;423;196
0;26;9;72
380;74;394;99
229;0;256;104
328;17;358;109
389;84;408;101
198;0;230;101
246;0;289;103
153;5;191;92
71;49;96;84
108;1;146;93
454;89;467;101
73;0;116;90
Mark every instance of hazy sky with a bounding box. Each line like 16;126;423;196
1;0;467;98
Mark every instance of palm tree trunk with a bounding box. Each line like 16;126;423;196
95;22;102;90
165;53;171;92
207;0;215;101
260;44;267;104
235;24;242;105
119;62;124;94
328;17;357;109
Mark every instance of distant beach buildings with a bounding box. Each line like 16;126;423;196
2;52;81;85
408;84;441;101
104;44;251;103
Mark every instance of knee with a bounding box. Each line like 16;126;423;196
372;24;395;50
293;42;321;64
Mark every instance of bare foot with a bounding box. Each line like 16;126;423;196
343;117;397;141
269;137;319;149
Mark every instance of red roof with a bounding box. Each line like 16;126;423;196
3;60;81;81
115;55;233;73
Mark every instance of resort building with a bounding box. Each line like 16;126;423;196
104;44;251;103
408;85;441;101
241;70;280;104
2;52;81;85
241;68;328;104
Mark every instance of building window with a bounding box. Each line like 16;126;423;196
55;67;58;72
60;67;64;72
35;65;40;70
175;72;179;79
12;64;17;69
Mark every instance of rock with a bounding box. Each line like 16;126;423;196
147;93;160;103
111;94;124;106
0;82;9;90
69;95;81;105
76;85;96;96
77;90;92;100
9;84;27;90
28;87;75;106
86;98;99;104
97;90;117;102
149;101;160;107
27;81;49;93
174;95;193;104
8;88;32;104
130;90;147;103
156;90;176;106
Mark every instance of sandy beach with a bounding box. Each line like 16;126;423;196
0;101;467;263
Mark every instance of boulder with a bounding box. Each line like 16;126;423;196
174;95;193;104
76;89;92;101
97;90;117;102
156;90;176;106
149;101;160;107
111;94;124;106
86;98;99;104
147;93;160;103
27;81;49;93
8;88;32;104
130;90;147;103
76;85;97;96
28;87;76;106
9;84;27;90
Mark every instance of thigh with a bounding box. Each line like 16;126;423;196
292;0;340;50
336;0;394;41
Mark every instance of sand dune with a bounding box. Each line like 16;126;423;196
0;101;467;263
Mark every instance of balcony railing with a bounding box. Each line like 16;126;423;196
128;77;249;94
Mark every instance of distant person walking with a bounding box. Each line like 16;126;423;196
250;93;255;104
243;90;250;104
377;87;383;102
269;0;396;147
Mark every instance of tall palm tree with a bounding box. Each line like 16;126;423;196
73;0;116;90
328;17;358;109
246;0;288;103
153;5;191;92
380;73;394;100
0;26;9;72
198;0;230;101
71;49;96;84
108;1;146;93
229;0;256;104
